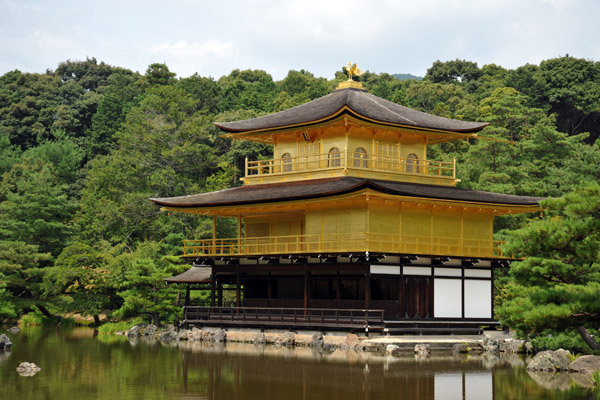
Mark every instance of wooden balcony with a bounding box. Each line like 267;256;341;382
243;151;457;185
183;306;385;333
183;233;505;259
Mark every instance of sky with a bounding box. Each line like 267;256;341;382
1;0;599;81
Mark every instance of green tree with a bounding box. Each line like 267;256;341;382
425;59;482;85
145;63;176;86
76;85;218;245
109;242;185;326
0;241;51;317
41;242;113;325
497;184;600;350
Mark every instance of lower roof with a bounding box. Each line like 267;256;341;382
150;177;542;209
165;266;212;284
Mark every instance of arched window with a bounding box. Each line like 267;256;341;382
353;147;367;168
328;147;341;167
281;153;292;172
406;153;419;173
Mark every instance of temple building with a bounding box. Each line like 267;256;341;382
152;75;541;334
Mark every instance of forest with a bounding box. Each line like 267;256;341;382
0;56;599;348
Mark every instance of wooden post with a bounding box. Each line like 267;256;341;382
212;215;217;255
237;215;242;254
210;273;216;308
184;286;190;307
304;267;309;310
218;283;223;307
267;272;272;307
365;265;370;310
236;269;241;308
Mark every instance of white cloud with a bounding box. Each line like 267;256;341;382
147;39;239;78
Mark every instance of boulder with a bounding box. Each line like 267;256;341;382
310;332;324;348
126;323;147;339
144;324;158;336
569;355;600;373
190;327;202;341
213;329;227;343
16;362;41;377
275;332;295;346
385;344;402;356
7;327;20;334
0;334;12;349
527;349;571;372
253;332;266;345
500;339;531;354
177;330;190;341
482;334;499;353
341;334;360;350
414;344;430;356
159;330;179;342
452;343;470;354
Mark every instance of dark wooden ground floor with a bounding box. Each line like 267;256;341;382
175;259;500;334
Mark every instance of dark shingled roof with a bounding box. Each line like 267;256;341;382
150;177;542;208
215;87;488;134
165;266;212;284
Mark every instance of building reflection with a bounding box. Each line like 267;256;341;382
175;342;497;400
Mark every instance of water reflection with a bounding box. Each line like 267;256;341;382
0;327;595;400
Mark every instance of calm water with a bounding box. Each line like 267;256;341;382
0;327;595;400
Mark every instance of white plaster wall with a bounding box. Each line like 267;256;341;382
434;279;462;318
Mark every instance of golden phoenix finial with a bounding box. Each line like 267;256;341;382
346;62;364;81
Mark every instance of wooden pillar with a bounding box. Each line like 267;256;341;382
365;265;370;310
237;215;242;254
336;270;341;309
212;215;217;254
304;267;309;309
218;283;223;307
267;272;272;307
184;285;191;307
210;273;216;307
236;269;241;308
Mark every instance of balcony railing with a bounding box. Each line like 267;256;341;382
183;233;504;259
245;151;456;180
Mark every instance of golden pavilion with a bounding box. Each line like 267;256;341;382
152;73;541;334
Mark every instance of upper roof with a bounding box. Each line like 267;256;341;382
150;177;542;209
215;87;488;134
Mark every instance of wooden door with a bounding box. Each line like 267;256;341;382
404;277;432;318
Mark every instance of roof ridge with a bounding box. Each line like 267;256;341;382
357;91;417;125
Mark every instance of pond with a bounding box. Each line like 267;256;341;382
0;327;595;400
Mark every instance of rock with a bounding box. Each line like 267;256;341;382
0;334;12;349
482;334;499;353
159;330;179;342
126;323;147;339
275;332;295;346
213;329;227;343
190;327;202;341
452;343;470;354
500;339;531;354
341;334;360;350
177;330;190;341
16;362;41;377
253;332;266;345
527;349;571;372
414;344;430;356
7;327;20;334
310;332;324;348
385;344;402;356
569;355;600;373
144;324;157;336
